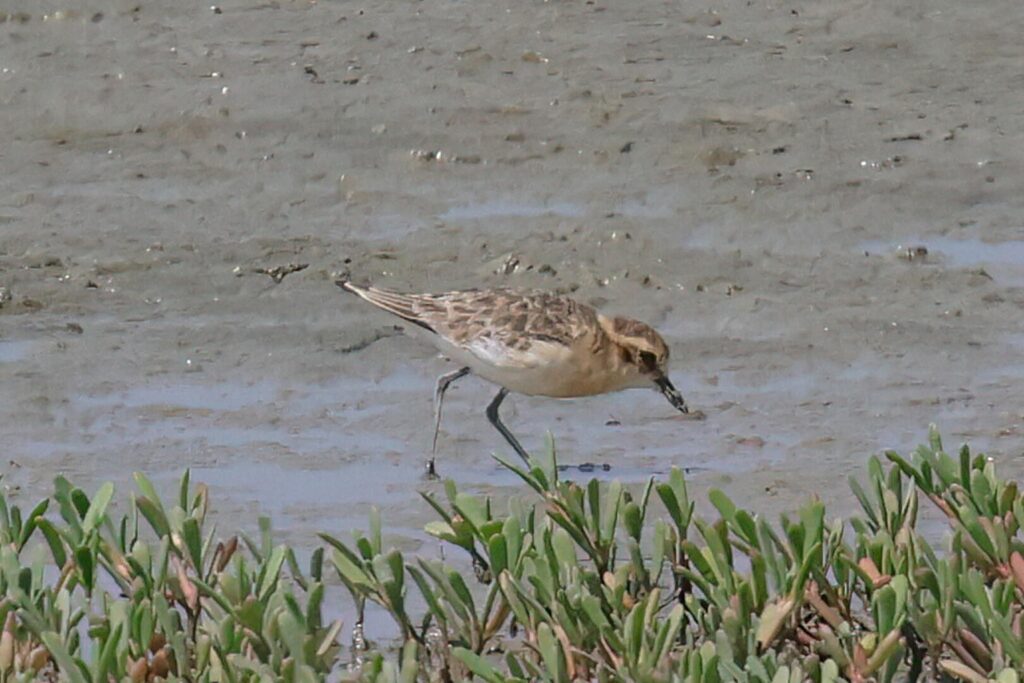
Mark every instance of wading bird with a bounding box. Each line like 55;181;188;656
338;280;689;475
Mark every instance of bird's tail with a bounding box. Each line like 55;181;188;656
335;279;436;332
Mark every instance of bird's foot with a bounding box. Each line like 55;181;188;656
424;457;440;480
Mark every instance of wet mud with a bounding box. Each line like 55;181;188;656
2;0;1024;637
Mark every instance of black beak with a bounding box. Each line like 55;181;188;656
655;374;689;414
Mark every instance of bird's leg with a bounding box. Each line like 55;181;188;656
428;366;471;477
485;388;531;465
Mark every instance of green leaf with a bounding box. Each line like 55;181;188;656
492;454;548;497
488;534;508;577
709;488;736;522
960;445;972;494
398;639;419;683
182;516;203;570
423;519;458;543
69;488;90;520
790;541;821;598
279;611;306;665
53;476;83;537
35;518;67;568
580;593;610;631
384;550;404;588
133;472;162;508
74;544;95;591
624;602;644;665
136;496;170;538
849;476;880;529
454;493;489;534
92;622;122;683
550;527;577;570
623;501;642;542
447;569;476;616
656;483;682;529
587;478;602;543
873;584;896;635
0;490;8;536
369;506;382;555
537;623;566;683
330;548;373;589
235;595;264;632
886;450;931;494
656;603;685;663
257;546;286;600
453;647;506;683
798;501;824;560
17;499;49;551
503;516;523;568
600;481;623;545
249;516;269;561
407;565;446;626
178;469;191;512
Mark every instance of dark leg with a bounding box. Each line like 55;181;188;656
485;388;531;465
428;366;471;476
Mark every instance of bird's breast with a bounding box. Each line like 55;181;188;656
480;351;633;398
428;331;632;398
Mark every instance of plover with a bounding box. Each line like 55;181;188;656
338;280;689;474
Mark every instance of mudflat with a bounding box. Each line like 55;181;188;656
2;0;1022;562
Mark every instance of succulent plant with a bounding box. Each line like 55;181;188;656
0;426;1022;681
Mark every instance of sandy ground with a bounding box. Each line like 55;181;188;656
2;0;1024;620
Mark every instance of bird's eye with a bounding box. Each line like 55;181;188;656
638;351;657;371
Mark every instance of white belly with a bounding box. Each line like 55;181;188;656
426;333;629;398
474;359;581;396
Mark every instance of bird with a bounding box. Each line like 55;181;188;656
336;280;689;475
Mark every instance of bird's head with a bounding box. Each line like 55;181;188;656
603;316;688;413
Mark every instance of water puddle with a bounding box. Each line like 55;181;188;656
950;330;1024;386
975;363;1024;384
83;380;280;412
441;199;583;221
0;340;32;363
1003;332;1024;352
711;367;818;397
46;178;196;203
860;236;1024;287
192;459;424;521
613;187;680;219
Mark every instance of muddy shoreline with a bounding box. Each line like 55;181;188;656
1;0;1022;591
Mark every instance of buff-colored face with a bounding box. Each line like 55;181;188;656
610;318;688;413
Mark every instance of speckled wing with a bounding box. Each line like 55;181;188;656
428;289;599;368
339;282;599;368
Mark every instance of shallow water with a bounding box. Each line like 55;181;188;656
0;340;32;364
441;199;585;221
860;236;1024;287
